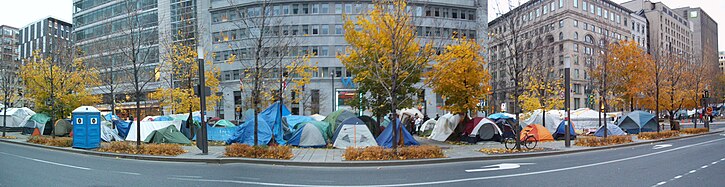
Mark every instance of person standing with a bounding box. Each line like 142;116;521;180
414;114;423;134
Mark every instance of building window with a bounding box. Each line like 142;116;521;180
597;7;601;16
321;25;329;34
590;5;594;14
335;25;343;34
335;3;342;14
574;32;578;40
583;1;587;11
574;20;578;27
321;3;329;13
574;0;578;8
551;2;556;11
574;98;580;108
559;20;564;28
321;46;329;56
544;6;548;14
559;0;563;8
559;32;564;40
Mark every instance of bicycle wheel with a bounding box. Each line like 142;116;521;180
503;137;517;150
524;135;538;149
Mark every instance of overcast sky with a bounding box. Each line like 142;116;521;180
0;0;723;51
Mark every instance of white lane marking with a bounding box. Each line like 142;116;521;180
700;165;708;169
713;162;718;165
169;137;725;187
656;181;666;185
170;175;203;179
653;144;672;149
465;163;535;173
0;151;91;170
235;177;261;181
674;175;682;179
689;170;697;173
113;171;141;176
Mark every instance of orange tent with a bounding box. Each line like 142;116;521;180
520;124;554;142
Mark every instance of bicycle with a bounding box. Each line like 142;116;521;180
503;132;538;150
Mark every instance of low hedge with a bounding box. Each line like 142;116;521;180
224;144;294;160
637;131;679;140
343;145;445;161
27;136;73;147
97;142;186;156
574;136;633;147
680;128;709;134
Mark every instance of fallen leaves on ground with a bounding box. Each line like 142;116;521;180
479;148;546;154
224;144;294;160
343;145;445;160
679;128;709;134
637;131;679;140
574;136;633;147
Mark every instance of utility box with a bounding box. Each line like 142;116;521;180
72;106;101;149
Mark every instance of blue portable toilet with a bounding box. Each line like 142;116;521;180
72;106;102;149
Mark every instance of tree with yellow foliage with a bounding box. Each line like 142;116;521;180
340;0;434;149
606;40;650;111
21;50;101;120
149;42;222;115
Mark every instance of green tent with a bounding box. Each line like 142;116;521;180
306;121;332;141
27;113;51;134
144;126;192;144
214;120;236;127
323;109;356;137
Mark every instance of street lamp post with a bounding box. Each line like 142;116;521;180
564;56;571;148
331;70;335;112
196;48;208;154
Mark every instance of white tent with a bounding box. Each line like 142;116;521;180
398;108;423;118
309;114;326;121
100;121;124;142
521;109;565;133
470;118;503;140
331;122;377;149
0;107;36;128
571;108;611;131
125;120;182;141
419;119;436;132
428;113;462;141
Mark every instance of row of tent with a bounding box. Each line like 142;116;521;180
226;102;420;149
520;109;658;134
425;110;653;143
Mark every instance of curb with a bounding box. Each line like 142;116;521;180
1;130;722;167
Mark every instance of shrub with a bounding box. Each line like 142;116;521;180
27;136;73;147
343;145;445;161
680;128;709;134
574;136;633;147
98;142;186;156
224;144;294;160
637;131;679;140
480;148;546;154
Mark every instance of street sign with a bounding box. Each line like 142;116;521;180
706;107;713;115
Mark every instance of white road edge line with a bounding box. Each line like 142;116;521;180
168;137;725;187
0;151;91;170
114;171;141;176
170;175;203;179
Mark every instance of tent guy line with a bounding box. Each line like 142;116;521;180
167;137;725;187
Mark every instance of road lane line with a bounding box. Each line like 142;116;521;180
0;151;91;170
689;170;696;173
113;171;141;175
170;175;203;179
674;175;682;179
700;165;708;169
170;137;725;187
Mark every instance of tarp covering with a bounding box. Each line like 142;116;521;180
100;123;124;142
287;122;327;148
283;115;314;132
617;110;658;134
226;117;272;145
309;114;326;121
376;120;419;148
398;108;423;118
145;125;192;144
470;118;502;141
114;120;131;139
104;113;120;121
260;101;290;145
154;116;174;121
595;122;626;137
125;120;182;141
0;107;35;128
520;124;554;142
54;119;73;136
428;114;462;141
193;127;237;141
332;117;377;149
571;108;612;130
213;120;236;128
552;121;577;140
323;109;357;135
488;113;515;120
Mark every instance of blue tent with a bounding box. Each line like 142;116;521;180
376;120;419;148
226;117;273;145
284;115;314;132
553;121;576;140
113;120;131;139
594;123;627;137
287;122;327;148
617;111;658;134
260;101;290;145
193;126;236;141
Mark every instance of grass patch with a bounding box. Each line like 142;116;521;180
479;148;547;154
98;142;186;156
680;128;709;134
343;145;445;161
224;143;294;159
0;136;17;139
27;136;73;147
574;136;633;147
637;131;680;140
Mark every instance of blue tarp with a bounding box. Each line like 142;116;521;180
104;114;119;121
154;116;174;121
194;126;236;141
376;120;419;148
284;115;314;131
113;120;131;139
226;117;273;145
260;101;290;145
595;123;627;137
553;121;576;140
488;113;514;120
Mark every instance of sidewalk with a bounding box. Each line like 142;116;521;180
2;127;724;165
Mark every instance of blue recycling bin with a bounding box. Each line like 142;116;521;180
72;106;101;149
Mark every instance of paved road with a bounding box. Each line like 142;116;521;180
1;133;725;187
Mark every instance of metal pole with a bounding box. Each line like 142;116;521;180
564;57;571;147
197;50;208;154
331;70;335;112
705;90;710;130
